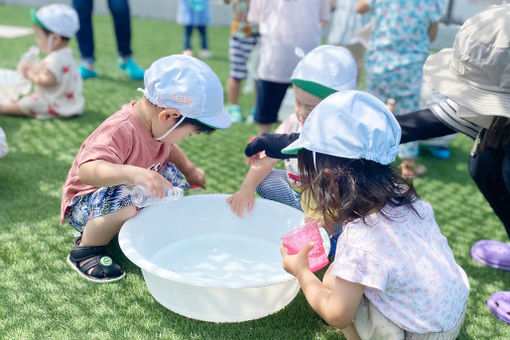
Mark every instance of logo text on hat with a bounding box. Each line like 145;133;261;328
171;94;193;106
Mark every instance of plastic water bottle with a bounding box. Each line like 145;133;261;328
20;46;40;64
130;185;184;208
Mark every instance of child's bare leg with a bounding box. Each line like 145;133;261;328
79;205;138;247
257;123;272;135
227;77;242;105
0;100;25;116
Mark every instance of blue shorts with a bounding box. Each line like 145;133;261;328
64;162;190;232
255;80;290;124
229;34;259;80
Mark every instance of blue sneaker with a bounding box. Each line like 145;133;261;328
117;58;145;80
79;64;98;79
423;145;451;159
227;104;243;123
246;107;256;123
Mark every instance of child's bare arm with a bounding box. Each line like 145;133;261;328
356;0;370;14
78;160;172;199
23;65;57;87
226;156;279;218
167;144;206;189
428;21;439;42
281;243;364;329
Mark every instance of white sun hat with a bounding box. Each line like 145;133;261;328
423;4;510;118
30;4;79;38
140;55;232;131
291;45;357;99
282;90;401;165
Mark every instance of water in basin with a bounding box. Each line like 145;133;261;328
150;233;285;283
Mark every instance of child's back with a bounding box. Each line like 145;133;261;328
248;0;330;83
280;91;468;339
29;46;83;118
335;199;469;333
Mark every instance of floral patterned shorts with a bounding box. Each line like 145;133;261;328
64;162;190;232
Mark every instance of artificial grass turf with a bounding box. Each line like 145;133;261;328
0;4;509;339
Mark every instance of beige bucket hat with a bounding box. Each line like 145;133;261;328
423;5;510;118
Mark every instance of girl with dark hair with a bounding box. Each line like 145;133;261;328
280;90;469;340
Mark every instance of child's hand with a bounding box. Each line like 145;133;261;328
280;242;314;277
386;98;396;114
130;167;173;200
244;153;263;165
17;61;33;78
185;167;206;189
226;189;255;218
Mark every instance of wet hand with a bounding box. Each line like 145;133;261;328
226;189;255;218
130;168;172;200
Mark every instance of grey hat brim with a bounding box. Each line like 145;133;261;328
423;49;510;118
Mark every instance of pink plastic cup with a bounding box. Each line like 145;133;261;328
280;221;329;272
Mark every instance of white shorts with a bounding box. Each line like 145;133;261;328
19;94;58;120
354;296;466;340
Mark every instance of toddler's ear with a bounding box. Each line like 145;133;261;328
159;108;181;123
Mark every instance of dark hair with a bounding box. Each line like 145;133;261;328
298;150;419;228
39;26;70;42
174;116;215;134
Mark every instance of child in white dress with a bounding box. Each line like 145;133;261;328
280;90;469;340
0;4;84;119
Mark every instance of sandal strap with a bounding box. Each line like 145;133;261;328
69;244;107;262
79;255;123;279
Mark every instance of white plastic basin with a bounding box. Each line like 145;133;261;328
119;194;304;322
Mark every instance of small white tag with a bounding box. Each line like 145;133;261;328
73;232;82;238
294;47;305;59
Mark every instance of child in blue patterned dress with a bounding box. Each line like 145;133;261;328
356;0;444;178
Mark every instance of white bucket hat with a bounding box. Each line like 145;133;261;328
423;4;510;118
30;4;79;38
139;55;231;132
282;90;401;165
291;45;357;99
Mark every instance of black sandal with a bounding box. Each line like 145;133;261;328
66;239;125;283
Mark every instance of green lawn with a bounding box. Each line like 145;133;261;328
0;5;509;339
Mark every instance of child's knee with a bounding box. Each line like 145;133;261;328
117;205;138;220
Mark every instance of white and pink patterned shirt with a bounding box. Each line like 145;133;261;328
35;46;84;117
331;199;469;333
